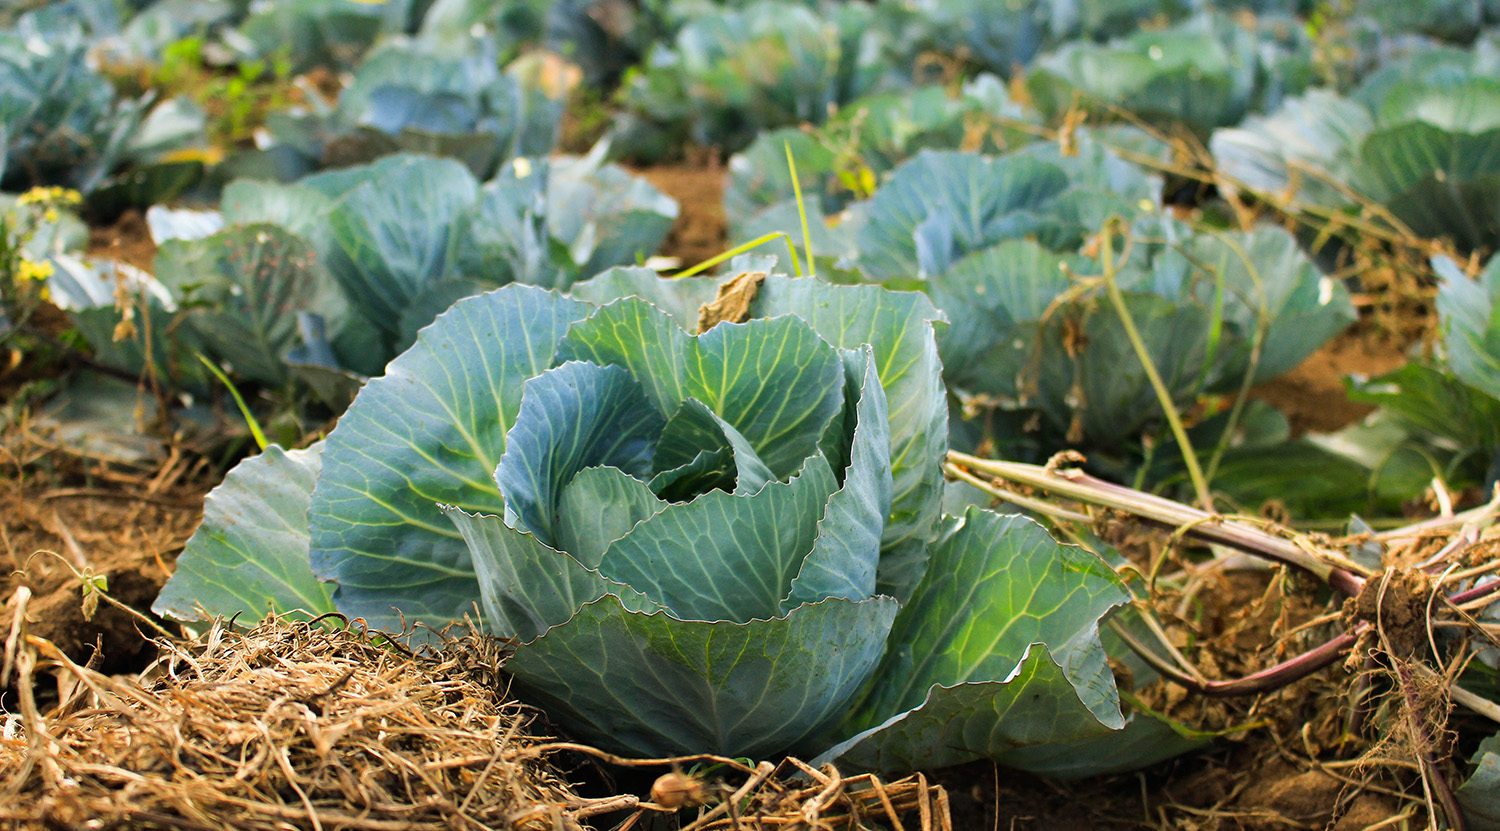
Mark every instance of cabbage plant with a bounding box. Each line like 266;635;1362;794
236;39;562;182
0;19;209;209
157;271;1152;774
870;0;1180;79
1342;255;1500;501
831;144;1356;508
0;25;146;194
1212;39;1500;255
611;1;900;160
724;77;1040;241
142;151;676;387
1025;12;1317;135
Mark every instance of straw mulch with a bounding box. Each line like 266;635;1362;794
0;589;950;830
1;594;596;830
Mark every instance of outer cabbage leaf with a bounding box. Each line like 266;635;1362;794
931;239;1213;446
154;444;334;622
234;0;385;73
44;255;205;388
723;79;1040;236
819;509;1130;772
321;155;479;344
567;266;723;325
993;703;1216;779
929;240;1079;399
1213;74;1500;254
1210;90;1370;211
548;151;679;278
506;594;899;759
611;1;895;160
0;28;145;193
1350;363;1500;452
1025;13;1306;135
1435;255;1500;400
1173;227;1355;386
1356;120;1500;253
308;285;592;632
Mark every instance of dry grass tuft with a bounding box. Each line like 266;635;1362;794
0;601;593;830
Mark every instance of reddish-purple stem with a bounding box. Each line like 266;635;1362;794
1447;578;1500;608
1115;623;1364;698
1394;661;1466;831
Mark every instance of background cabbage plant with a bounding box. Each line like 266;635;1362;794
0;20;205;206
135;151;677;389
818;143;1358;510
610;1;901;160
233;39;563;182
1212;36;1500;255
157;272;1147;774
1024;12;1318;136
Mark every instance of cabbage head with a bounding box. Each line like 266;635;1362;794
157;271;1138;772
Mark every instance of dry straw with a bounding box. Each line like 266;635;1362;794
0;591;948;830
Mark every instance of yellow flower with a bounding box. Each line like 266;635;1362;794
17;259;54;282
17;186;81;207
43;208;58;223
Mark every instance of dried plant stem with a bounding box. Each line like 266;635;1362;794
1110;617;1362;697
947;451;1368;592
1099;221;1214;512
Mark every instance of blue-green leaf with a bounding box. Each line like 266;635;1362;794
321;155;479;340
930;240;1080;398
154;444;334;622
817;647;1122;773
154;224;350;386
309;285;591;632
786;347;891;607
1175;227;1355;386
555;467;668;569
566;270;948;598
1436;255;1500;401
1460;733;1500;831
598;457;839;623
445;507;662;642
507;593;899;758
826;509;1130;772
853;150;1071;282
495;361;665;547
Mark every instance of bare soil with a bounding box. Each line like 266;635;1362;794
628;155;728;269
86;208;157;273
1250;325;1409;436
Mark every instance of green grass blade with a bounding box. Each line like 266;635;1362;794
197;353;270;451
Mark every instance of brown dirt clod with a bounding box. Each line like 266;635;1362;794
1342;567;1434;658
